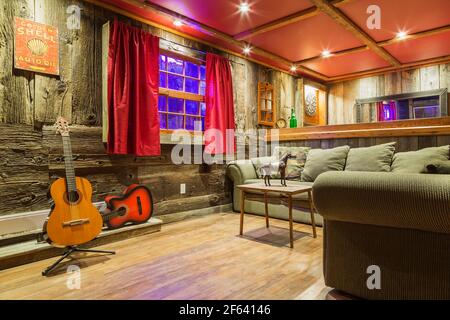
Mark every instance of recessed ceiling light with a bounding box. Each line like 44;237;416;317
239;3;250;13
396;31;408;40
321;50;331;58
243;45;251;55
173;19;183;27
290;65;297;72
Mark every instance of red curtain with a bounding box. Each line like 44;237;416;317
205;53;236;155
389;100;397;120
377;101;397;121
377;101;385;121
107;20;160;156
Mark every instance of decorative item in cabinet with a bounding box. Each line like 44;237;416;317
258;82;276;127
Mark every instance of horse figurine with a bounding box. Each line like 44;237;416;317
260;152;295;187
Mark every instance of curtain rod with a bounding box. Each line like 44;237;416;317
160;38;245;66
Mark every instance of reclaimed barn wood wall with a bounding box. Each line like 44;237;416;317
0;0;300;218
279;135;450;154
328;64;450;124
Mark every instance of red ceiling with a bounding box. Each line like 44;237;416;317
102;0;450;81
303;50;390;77
248;13;363;62
339;0;450;42
148;0;313;36
384;31;450;64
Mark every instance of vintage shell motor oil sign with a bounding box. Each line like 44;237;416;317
14;17;59;76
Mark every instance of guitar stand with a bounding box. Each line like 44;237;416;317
42;246;115;276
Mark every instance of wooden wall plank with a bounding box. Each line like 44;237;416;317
420;65;440;91
34;0;73;124
384;71;402;95
342;79;359;124
0;0;35;124
71;1;97;125
401;69;420;93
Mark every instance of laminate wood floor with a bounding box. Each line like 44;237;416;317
0;212;330;300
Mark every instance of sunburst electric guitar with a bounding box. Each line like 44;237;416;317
44;117;103;247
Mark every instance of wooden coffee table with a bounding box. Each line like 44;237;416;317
237;183;317;248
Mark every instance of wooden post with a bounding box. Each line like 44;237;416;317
289;195;293;248
308;190;317;238
264;191;269;228
240;190;245;236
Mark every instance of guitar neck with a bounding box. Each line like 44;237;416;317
61;135;76;192
102;208;127;222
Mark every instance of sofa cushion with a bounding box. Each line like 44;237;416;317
273;146;310;180
391;145;450;173
301;146;350;182
251;156;281;179
345;142;396;172
243;179;313;201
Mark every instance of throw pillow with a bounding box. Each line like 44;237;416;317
391;145;450;173
251;156;281;179
273;146;310;180
301;145;350;182
345;142;396;172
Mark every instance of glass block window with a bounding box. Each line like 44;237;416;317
159;53;206;131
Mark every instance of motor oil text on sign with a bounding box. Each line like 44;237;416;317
14;17;60;76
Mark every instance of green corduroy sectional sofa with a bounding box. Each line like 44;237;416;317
226;143;450;299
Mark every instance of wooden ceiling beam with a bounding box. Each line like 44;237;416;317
309;0;401;67
84;0;328;81
297;46;368;64
296;24;450;64
327;54;450;83
378;24;450;47
136;0;329;80
234;0;352;41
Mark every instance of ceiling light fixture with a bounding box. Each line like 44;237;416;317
243;45;252;55
396;31;408;40
173;19;183;27
239;3;250;13
321;50;331;58
290;65;297;72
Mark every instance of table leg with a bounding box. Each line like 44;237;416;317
289;195;293;248
308;190;317;238
264;191;269;228
240;190;245;236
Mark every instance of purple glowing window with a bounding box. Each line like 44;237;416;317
186;100;199;115
159;113;167;129
168;74;183;91
185;78;199;94
168;114;184;130
200;81;206;95
159;55;166;71
167;57;183;74
168;97;184;113
185;62;199;78
186;116;203;131
158;96;167;112
200;65;206;80
159;72;167;88
158;54;205;131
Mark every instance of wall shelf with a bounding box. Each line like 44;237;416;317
267;117;450;141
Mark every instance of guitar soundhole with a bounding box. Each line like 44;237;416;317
66;190;80;204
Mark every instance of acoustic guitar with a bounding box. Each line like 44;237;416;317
44;117;103;247
103;184;153;229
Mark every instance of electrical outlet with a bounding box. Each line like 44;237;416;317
180;183;186;194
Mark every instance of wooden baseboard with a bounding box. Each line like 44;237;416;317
0;218;162;271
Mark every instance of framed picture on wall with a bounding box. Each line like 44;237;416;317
303;85;327;126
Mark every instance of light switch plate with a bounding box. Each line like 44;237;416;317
180;183;186;194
